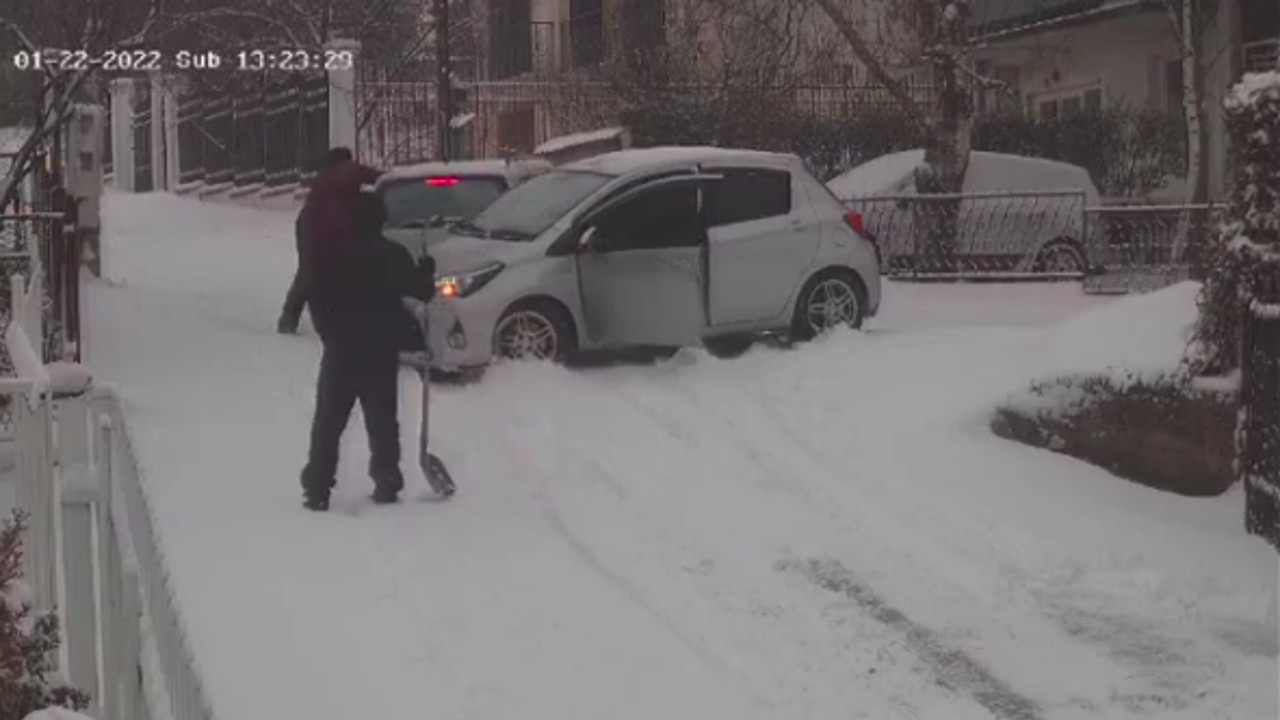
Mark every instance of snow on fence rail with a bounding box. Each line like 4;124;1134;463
2;321;214;719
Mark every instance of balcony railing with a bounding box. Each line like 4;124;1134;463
1244;37;1279;73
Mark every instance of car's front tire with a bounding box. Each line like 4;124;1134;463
790;268;865;342
492;298;577;364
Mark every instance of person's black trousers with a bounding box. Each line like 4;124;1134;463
301;350;403;497
279;233;309;330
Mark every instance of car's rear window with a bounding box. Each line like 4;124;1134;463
380;175;507;228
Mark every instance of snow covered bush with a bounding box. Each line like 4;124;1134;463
0;510;89;720
1187;71;1280;376
991;373;1236;496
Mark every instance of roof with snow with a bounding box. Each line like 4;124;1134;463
970;0;1161;40
563;146;796;176
534;127;629;156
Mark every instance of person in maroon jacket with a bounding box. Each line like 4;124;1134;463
300;191;435;511
277;148;384;334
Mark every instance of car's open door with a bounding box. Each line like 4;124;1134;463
573;174;713;347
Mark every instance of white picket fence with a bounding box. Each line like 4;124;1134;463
5;262;214;718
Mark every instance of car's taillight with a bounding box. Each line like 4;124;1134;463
843;211;866;235
425;176;460;187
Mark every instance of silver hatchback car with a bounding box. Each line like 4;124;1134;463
421;146;882;370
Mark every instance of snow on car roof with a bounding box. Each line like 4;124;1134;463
378;158;552;185
827;150;926;198
563;146;795;176
826;149;1094;199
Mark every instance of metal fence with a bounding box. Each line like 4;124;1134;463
0;212;66;438
836;191;1227;289
103;110;114;179
357;77;442;167
1243;293;1280;551
842;190;1089;279
1;374;217;720
176;73;330;190
1082;204;1224;294
134;81;154;193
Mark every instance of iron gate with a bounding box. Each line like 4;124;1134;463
133;81;153;192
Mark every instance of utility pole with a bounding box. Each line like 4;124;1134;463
434;0;454;161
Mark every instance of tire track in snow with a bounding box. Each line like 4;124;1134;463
722;341;1259;718
498;409;781;715
499;369;988;717
639;360;1142;716
599;375;1045;718
632;378;1050;719
778;556;1044;720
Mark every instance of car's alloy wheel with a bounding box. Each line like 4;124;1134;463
803;276;862;336
494;310;559;361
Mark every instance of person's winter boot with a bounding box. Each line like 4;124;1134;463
370;465;404;504
303;490;330;511
370;485;400;504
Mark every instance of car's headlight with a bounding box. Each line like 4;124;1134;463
436;261;504;300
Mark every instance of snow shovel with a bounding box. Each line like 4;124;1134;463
402;297;456;499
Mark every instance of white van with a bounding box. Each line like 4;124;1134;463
827;150;1101;274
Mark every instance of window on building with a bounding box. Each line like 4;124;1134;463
1083;88;1103;112
488;0;532;79
621;0;666;50
992;65;1021;114
1036;84;1103;119
570;0;605;67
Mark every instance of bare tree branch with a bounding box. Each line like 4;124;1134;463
809;0;933;131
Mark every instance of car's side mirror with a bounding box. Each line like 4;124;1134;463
577;225;598;253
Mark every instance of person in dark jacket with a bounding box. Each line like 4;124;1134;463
299;191;435;511
277;147;384;335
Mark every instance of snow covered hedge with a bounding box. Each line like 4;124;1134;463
1188;71;1280;375
992;373;1236;496
0;510;89;720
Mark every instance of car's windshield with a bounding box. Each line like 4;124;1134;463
469;170;614;240
380;175;507;228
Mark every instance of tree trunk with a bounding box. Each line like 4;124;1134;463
1176;0;1213;279
915;0;972;273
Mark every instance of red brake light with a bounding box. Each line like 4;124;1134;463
843;211;866;235
425;176;460;187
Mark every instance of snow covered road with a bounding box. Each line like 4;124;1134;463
84;193;1276;720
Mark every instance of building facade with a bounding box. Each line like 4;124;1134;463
970;0;1279;199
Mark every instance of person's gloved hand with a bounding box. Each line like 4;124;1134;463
415;254;437;300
